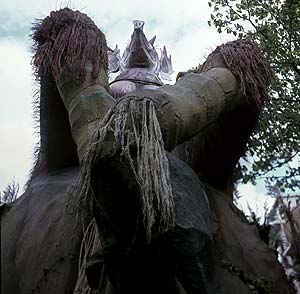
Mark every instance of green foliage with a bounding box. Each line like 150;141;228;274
246;274;273;294
221;260;273;293
208;0;300;191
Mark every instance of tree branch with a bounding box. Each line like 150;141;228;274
251;151;300;178
273;98;300;102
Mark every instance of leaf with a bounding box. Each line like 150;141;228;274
208;0;300;191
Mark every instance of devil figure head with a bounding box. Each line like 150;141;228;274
109;20;174;98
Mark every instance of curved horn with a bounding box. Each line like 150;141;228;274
149;35;156;46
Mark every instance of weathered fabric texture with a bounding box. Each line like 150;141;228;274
133;66;238;151
56;67;114;163
1;165;295;294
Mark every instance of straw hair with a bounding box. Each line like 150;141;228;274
32;7;108;82
73;218;101;294
202;40;275;109
68;96;175;243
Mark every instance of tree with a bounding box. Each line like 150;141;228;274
208;0;300;191
0;178;19;204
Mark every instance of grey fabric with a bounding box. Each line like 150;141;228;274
1;168;81;294
1;164;295;294
168;153;212;237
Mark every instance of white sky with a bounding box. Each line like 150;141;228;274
0;0;290;217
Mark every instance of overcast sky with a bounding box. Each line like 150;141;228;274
0;0;281;216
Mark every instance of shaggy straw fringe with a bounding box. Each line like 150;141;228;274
73;218;101;294
71;96;175;242
202;40;275;109
32;7;107;82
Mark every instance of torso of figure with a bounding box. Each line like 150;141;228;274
110;67;163;98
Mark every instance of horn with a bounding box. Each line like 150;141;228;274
163;46;167;55
149;35;156;46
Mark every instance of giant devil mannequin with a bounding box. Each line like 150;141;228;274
25;7;274;294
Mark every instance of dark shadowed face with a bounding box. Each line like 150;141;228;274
120;20;160;74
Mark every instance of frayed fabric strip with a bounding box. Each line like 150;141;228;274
72;96;175;243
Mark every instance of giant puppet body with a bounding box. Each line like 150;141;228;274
1;8;294;294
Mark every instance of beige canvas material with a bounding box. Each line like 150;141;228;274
122;66;239;151
56;65;115;163
56;54;240;165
